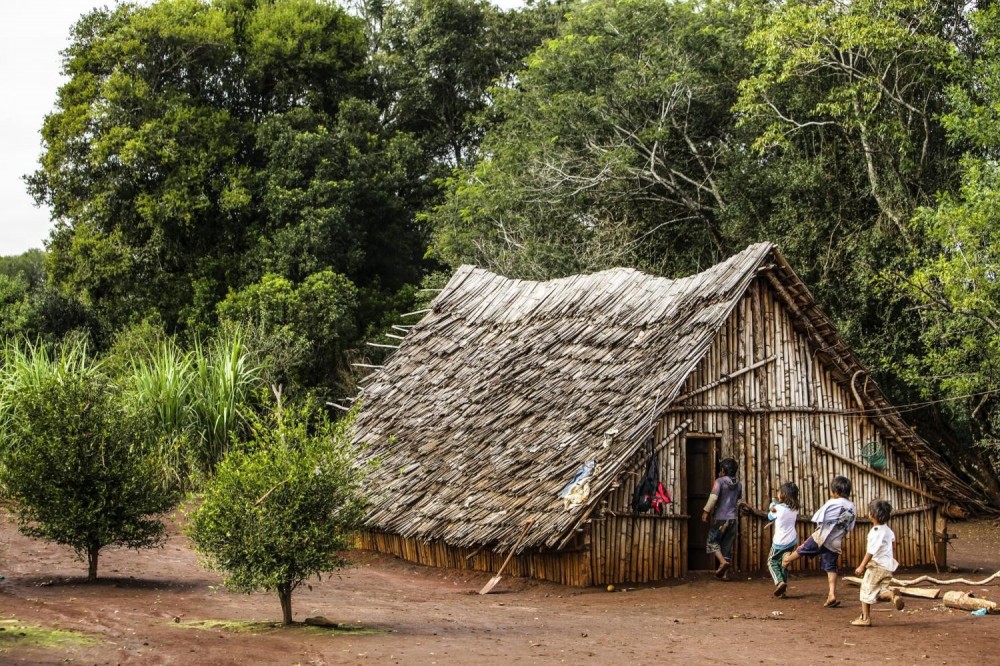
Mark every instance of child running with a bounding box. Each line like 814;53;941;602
782;475;856;607
701;457;742;580
852;499;905;627
766;482;800;598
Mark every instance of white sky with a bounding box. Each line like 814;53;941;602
0;0;525;257
0;1;116;256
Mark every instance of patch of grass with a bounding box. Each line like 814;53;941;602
171;619;383;636
0;618;99;650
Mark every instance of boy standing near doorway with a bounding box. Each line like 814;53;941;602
702;458;742;580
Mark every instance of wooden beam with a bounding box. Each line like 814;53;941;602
671;356;776;403
666;405;857;415
812;442;944;503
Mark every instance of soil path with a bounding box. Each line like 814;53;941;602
1;510;998;665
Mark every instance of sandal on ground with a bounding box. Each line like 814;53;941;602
714;562;731;579
851;615;871;627
892;592;905;611
823;598;841;608
773;582;787;597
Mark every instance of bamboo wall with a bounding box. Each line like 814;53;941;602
593;277;941;582
356;530;593;586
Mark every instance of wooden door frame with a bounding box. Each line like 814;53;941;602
682;434;722;575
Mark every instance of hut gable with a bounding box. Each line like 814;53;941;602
353;243;983;561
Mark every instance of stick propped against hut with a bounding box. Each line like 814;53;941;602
352;243;987;587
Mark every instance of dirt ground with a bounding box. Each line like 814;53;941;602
1;509;998;665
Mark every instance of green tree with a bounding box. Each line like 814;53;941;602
429;0;754;279
905;3;1000;490
217;270;359;390
27;0;420;339
0;249;46;290
0;341;179;580
368;0;559;168
736;0;962;236
189;395;369;625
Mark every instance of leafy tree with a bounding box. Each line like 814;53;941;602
368;0;559;168
429;0;754;279
0;249;46;290
189;395;369;625
0;274;38;341
737;0;962;236
28;0;419;339
0;341;179;579
217;270;358;390
905;3;1000;491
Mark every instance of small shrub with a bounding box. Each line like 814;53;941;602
189;394;369;624
0;367;179;580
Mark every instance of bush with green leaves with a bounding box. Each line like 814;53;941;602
189;396;369;625
0;347;179;580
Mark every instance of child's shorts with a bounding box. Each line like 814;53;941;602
795;536;839;572
860;563;893;604
706;519;737;558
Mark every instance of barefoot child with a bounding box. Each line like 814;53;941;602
852;499;904;627
701;458;742;580
782;475;856;607
766;482;800;597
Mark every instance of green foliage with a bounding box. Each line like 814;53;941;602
736;0;961;233
189;399;369;625
0;249;46;289
109;323;263;485
0;274;38;341
905;5;1000;472
369;0;557;168
28;0;409;340
429;0;754;279
0;340;179;580
217;271;358;389
188;328;261;474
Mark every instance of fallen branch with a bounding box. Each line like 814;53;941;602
887;570;1000;587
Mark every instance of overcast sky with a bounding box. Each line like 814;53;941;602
0;0;524;258
0;2;113;256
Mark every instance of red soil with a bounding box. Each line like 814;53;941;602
1;509;998;665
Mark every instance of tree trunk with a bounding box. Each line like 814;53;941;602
278;582;293;625
87;546;99;581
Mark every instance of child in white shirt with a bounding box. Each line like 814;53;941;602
852;499;904;627
766;482;800;598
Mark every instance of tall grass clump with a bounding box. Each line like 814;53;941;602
123;338;195;487
188;326;261;477
0;334;98;433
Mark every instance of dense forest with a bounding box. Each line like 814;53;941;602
4;0;1000;503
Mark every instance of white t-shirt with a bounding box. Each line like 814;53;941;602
769;502;798;547
866;524;899;572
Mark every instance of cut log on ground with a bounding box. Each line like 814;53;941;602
942;591;997;613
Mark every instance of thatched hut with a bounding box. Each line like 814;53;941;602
352;243;984;586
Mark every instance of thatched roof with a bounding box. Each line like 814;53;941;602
353;243;984;553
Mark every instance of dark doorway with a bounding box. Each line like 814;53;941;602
686;437;720;571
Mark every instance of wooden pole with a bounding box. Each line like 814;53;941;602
812;442;943;503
